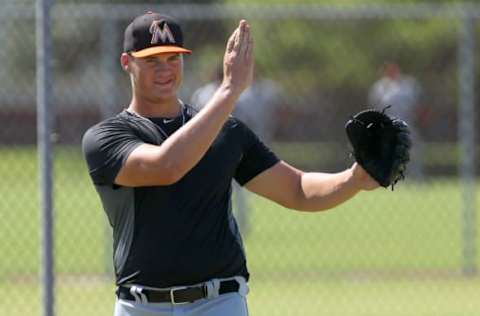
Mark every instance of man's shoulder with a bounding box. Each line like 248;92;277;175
224;115;242;128
222;116;255;138
85;111;130;131
82;112;132;143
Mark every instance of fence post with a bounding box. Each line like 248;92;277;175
458;11;477;277
100;18;119;277
36;0;55;315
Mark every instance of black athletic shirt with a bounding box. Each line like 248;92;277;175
82;105;279;288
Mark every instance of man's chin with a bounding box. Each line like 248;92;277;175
150;92;177;103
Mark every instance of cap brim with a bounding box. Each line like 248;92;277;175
131;46;192;58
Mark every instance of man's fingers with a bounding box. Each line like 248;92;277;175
226;29;237;53
234;20;246;52
223;20;254;94
239;21;249;57
245;36;254;61
240;23;251;58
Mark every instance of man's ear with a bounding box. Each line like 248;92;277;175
120;53;130;72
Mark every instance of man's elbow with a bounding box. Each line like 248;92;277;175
159;171;182;186
155;163;188;185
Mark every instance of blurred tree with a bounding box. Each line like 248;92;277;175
216;0;467;142
61;0;220;3
4;0;476;143
219;1;460;110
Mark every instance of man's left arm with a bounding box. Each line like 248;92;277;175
244;161;378;212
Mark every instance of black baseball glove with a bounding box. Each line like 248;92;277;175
345;106;412;190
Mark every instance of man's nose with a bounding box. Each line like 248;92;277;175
153;60;170;70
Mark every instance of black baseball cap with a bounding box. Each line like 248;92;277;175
123;12;192;58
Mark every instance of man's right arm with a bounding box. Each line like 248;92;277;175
115;20;254;187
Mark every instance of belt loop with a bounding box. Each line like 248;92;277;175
129;286;140;303
206;278;220;298
234;276;249;296
130;286;148;304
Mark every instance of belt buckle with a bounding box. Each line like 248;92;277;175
169;286;189;305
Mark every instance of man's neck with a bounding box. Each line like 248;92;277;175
128;96;182;118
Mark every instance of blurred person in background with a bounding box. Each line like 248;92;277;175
191;65;282;236
369;61;427;181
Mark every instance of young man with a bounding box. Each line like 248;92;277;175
82;12;378;316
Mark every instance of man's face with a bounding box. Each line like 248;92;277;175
127;52;183;102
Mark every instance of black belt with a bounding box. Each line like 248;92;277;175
116;279;240;304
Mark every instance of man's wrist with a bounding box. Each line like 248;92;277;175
349;163;379;191
346;165;363;192
217;82;244;101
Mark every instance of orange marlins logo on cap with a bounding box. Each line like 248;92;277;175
149;20;176;44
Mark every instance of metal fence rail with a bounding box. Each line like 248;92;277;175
4;3;480;19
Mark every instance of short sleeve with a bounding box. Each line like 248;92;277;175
233;121;279;186
82;120;143;186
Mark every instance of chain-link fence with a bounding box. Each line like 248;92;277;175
1;3;479;316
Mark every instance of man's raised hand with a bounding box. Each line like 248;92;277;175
222;20;254;97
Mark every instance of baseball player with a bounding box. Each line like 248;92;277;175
82;12;378;316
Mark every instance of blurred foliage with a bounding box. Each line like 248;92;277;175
226;0;468;4
11;1;469;100
59;0;220;3
5;1;479;143
221;5;460;103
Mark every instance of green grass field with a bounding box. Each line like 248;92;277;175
1;146;479;316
